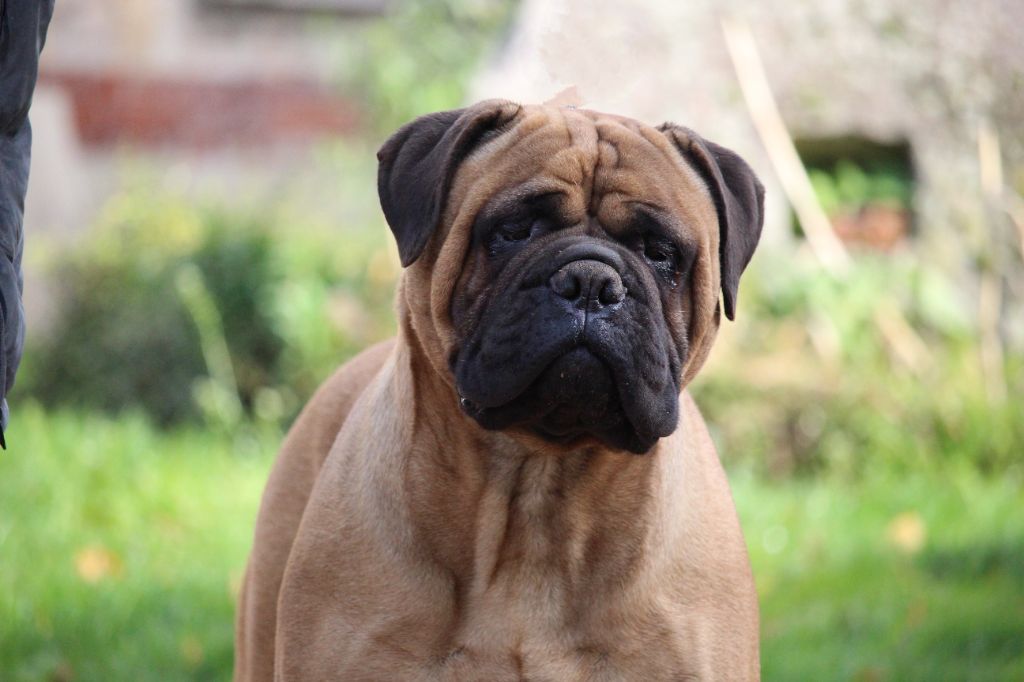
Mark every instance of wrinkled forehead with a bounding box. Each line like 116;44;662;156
448;104;717;239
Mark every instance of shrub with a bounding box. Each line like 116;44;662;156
693;251;1023;477
18;183;1021;479
19;183;397;428
337;0;518;134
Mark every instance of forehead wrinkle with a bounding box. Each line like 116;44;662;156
448;109;596;232
598;118;667;168
637;125;717;230
590;120;668;220
563;108;600;193
578;118;714;243
592;115;667;216
456;113;575;195
588;121;621;216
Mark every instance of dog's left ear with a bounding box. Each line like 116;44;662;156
658;124;765;320
377;100;522;267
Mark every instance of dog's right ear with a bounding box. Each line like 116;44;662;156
658;124;765;321
377;100;522;267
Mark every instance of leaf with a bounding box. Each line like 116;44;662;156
887;512;927;554
74;545;123;583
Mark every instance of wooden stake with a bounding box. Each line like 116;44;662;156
721;17;851;273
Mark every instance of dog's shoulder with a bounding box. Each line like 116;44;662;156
290;337;397;472
260;336;396;531
234;338;395;682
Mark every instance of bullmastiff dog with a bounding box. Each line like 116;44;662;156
235;99;764;681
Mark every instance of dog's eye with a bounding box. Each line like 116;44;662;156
644;240;673;263
499;222;533;242
642;235;678;269
489;218;545;255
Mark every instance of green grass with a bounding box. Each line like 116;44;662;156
0;406;276;681
1;406;1021;680
734;469;1024;681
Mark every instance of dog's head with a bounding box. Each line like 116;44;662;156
378;100;763;454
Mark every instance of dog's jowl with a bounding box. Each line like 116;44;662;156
234;100;765;682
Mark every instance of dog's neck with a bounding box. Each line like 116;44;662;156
393;317;666;598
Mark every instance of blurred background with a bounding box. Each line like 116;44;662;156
1;0;1022;679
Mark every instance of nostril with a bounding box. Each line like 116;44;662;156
598;277;626;305
550;260;626;308
549;270;582;300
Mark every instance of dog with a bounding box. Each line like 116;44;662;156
234;99;764;681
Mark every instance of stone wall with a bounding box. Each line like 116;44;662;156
472;0;1024;272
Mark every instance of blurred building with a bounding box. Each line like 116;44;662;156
26;0;389;326
25;0;1024;339
28;0;387;237
473;0;1024;275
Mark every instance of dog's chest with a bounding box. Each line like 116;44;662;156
374;621;687;682
416;461;689;679
356;582;690;682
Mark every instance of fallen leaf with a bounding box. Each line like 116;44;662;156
887;512;926;554
74;545;123;583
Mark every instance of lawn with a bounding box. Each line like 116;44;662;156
1;405;1021;681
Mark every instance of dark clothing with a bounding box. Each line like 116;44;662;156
0;0;55;441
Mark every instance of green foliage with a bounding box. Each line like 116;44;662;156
24;190;208;425
338;0;518;134
20;178;397;428
7;2;1018;677
734;466;1024;680
0;406;274;681
808;160;914;214
21;170;1021;479
1;407;1020;680
693;251;1023;478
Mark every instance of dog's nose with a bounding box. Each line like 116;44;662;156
549;260;626;309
